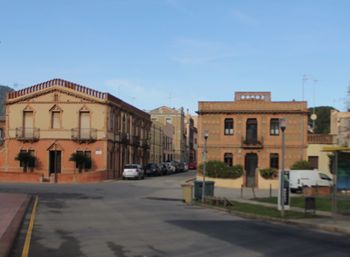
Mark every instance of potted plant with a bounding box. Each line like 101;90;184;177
15;151;36;172
69;152;90;173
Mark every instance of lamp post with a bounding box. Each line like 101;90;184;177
202;130;209;203
280;118;287;217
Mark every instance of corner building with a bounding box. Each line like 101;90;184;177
197;92;308;188
0;79;151;183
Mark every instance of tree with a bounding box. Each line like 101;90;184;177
15;151;36;172
290;160;313;170
308;106;336;134
69;152;91;173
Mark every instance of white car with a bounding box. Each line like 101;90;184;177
122;164;144;180
289;169;332;193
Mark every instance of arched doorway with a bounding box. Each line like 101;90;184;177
245;153;258;187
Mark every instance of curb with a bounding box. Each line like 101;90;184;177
0;195;32;257
194;202;350;236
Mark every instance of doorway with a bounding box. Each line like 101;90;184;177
49;151;61;175
245;153;258;187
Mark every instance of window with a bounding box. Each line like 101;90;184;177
270;119;280;136
51;111;60;129
308;156;318;169
224;153;233;167
270;153;279;169
224;118;234;135
0;128;3;139
166;117;172;124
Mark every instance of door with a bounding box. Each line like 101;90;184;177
246;119;257;144
245;153;258;187
49;151;61;175
24;111;33;137
80;112;90;139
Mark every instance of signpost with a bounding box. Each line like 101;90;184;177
278;170;290;211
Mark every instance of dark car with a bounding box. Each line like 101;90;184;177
144;163;161;176
188;162;197;170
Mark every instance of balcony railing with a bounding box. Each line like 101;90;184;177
308;134;333;144
114;132;129;145
15;127;40;142
242;137;264;149
71;128;97;143
131;136;140;147
142;139;150;150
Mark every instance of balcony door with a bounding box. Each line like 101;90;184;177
23;111;33;138
80;112;90;139
246;118;257;144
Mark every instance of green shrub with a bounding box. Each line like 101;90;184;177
198;161;243;179
290;160;313;170
259;168;278;179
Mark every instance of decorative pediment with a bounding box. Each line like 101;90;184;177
23;105;34;112
79;105;91;112
47;142;64;151
49;104;63;112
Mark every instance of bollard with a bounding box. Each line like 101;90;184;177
269;184;272;198
240;184;243;199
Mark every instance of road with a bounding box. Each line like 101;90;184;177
2;171;350;257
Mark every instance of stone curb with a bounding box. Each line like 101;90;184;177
0;195;32;257
193;202;350;236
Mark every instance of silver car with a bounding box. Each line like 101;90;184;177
122;164;145;180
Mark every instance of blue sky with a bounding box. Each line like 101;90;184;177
0;0;349;113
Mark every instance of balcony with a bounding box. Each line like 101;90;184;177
15;127;40;142
71;128;97;143
114;132;129;145
241;137;264;149
131;136;140;147
142;139;150;150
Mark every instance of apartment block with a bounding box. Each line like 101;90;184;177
197;92;308;187
0;79;151;183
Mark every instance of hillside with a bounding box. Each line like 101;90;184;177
308;106;337;134
0;85;14;116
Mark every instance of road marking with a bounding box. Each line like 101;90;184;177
21;195;39;257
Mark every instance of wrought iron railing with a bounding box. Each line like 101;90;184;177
71;128;97;142
15;127;40;141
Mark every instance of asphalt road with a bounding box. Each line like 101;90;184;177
2;171;350;257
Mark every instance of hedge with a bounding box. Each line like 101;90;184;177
198;160;243;179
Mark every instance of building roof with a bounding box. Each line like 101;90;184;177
6;78;150;120
149;106;183;115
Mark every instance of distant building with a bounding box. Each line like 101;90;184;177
330;110;350;147
185;112;197;163
149;120;174;163
0;79;151;183
149;106;186;162
307;134;334;175
197;92;308;188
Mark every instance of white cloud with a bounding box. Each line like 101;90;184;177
171;37;236;65
230;9;258;26
105;79;171;110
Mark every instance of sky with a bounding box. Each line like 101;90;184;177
0;0;349;113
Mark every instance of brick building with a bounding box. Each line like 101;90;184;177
197;92;308;188
0;79;151;183
149;106;186;162
149;120;174;163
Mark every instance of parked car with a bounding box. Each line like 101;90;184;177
188;162;197;170
289;169;332;193
163;162;176;174
158;163;168;175
122;164;144;180
183;162;189;171
176;162;185;172
144;163;161;176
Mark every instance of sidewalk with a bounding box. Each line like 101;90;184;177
0;193;31;257
212;186;350;235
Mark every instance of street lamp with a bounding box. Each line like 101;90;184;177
279;118;287;217
202;130;209;203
